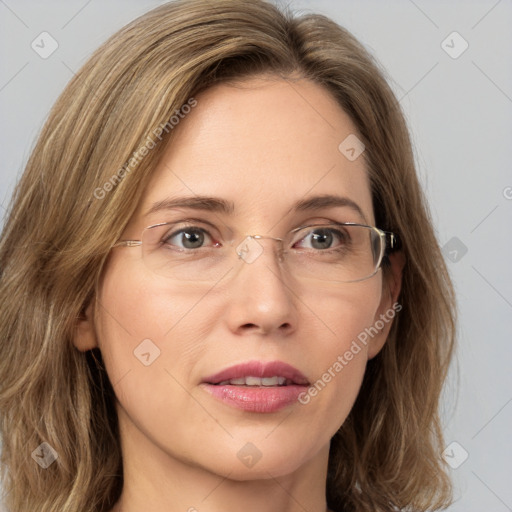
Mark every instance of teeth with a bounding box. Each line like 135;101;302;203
217;376;287;386
262;376;287;386
228;377;246;385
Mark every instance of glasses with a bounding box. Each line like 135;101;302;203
113;221;397;284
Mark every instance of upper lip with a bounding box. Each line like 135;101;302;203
202;360;310;386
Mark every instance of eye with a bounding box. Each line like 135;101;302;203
293;226;349;251
162;226;219;250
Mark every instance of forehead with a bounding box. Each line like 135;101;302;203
135;76;374;228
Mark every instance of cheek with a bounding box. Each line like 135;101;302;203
299;279;382;425
94;258;210;393
306;277;382;357
94;260;219;450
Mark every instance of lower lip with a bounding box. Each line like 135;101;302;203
201;383;308;413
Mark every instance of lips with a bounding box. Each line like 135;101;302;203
201;361;311;412
202;360;310;387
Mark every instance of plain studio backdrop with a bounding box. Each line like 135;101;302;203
0;1;511;510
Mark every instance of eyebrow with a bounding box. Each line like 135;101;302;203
145;194;367;222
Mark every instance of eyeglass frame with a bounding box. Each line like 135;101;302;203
112;221;399;283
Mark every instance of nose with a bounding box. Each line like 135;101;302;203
223;236;298;337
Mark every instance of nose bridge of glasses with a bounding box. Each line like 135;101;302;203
251;234;284;244
234;234;285;265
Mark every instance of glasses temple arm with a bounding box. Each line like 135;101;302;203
113;240;142;247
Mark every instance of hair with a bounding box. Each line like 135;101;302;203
0;1;456;511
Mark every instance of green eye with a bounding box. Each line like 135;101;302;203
163;227;211;250
294;227;349;251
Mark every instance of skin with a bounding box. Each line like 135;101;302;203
74;75;404;512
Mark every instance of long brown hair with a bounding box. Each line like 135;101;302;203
0;1;456;510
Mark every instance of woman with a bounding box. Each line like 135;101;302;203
0;1;456;511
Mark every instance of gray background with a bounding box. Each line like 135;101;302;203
1;0;511;510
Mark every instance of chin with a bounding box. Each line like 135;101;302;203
216;455;308;481
230;438;318;480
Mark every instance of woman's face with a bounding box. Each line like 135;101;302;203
76;76;401;480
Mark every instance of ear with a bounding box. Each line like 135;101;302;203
367;250;406;359
73;298;99;352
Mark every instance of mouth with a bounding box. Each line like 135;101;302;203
201;360;310;413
